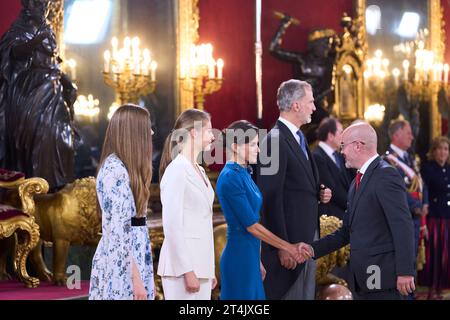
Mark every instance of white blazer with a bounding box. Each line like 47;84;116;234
157;154;215;279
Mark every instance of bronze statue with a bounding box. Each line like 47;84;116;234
270;12;337;141
0;0;77;191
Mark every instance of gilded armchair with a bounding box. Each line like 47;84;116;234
0;168;49;288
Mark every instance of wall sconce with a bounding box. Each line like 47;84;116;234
103;36;157;104
74;94;100;123
65;58;77;82
364;103;385;124
179;43;224;109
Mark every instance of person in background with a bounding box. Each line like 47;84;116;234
384;119;428;300
419;136;450;300
313;117;352;220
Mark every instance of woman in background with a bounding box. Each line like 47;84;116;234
89;104;154;300
419;136;450;300
158;109;217;300
216;120;306;300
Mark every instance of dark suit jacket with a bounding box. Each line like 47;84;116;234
312;145;351;219
311;157;415;294
256;120;321;300
385;146;424;218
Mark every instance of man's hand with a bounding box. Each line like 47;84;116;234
278;249;297;270
397;276;415;296
298;242;314;260
320;184;332;203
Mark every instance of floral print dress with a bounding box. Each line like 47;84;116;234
89;154;155;300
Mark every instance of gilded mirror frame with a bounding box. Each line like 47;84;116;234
51;0;197;119
354;0;444;138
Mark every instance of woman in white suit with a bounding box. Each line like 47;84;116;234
158;109;217;300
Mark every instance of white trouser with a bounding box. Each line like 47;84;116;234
161;276;212;300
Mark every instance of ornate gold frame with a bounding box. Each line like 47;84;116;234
332;11;367;123
176;0;199;115
354;0;444;138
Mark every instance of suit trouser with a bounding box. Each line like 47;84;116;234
281;230;319;300
281;258;317;300
162;276;212;300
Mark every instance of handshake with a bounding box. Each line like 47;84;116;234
278;242;315;270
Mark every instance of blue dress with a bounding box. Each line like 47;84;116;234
89;154;155;300
216;162;265;300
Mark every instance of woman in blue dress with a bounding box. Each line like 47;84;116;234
216;120;306;300
89;104;155;300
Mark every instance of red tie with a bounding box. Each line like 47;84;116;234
356;171;363;190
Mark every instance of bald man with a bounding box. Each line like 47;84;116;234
302;123;416;300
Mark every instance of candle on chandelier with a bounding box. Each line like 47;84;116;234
111;37;118;59
217;58;224;79
444;64;449;85
392;68;400;87
402;60;409;81
208;61;215;79
150;61;157;81
142;49;151;75
132;37;141;74
438;63;444;82
180;58;187;79
103;50;111;73
433;64;438;82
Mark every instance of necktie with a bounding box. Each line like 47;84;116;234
296;130;309;160
355;171;363;190
333;151;342;171
403;153;411;166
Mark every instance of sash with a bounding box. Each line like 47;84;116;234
386;153;423;196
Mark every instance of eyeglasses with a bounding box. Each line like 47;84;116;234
339;140;365;152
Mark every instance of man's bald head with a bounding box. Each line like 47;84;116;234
343;123;378;153
340;122;378;169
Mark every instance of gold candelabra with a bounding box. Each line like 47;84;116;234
180;43;224;109
103;36;157;105
364;45;449;103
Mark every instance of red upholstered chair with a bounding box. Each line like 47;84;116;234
0;168;48;288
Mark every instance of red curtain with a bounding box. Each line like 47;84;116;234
199;0;353;131
0;0;21;37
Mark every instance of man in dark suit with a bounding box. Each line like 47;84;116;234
313;117;352;219
257;79;332;300
384;119;428;259
300;122;416;300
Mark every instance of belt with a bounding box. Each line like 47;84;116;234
131;217;146;227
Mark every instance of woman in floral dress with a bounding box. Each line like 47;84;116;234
89;104;155;300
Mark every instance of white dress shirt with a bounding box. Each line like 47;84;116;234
318;141;338;165
278;117;301;144
358;154;380;181
390;143;407;160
